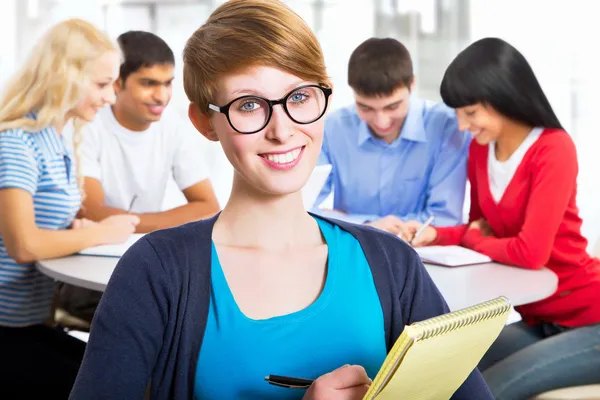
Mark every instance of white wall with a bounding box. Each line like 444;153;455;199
0;0;17;90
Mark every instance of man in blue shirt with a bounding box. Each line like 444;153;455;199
315;37;470;235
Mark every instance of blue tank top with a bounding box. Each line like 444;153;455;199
194;217;386;399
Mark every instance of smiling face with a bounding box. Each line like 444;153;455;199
194;66;327;198
69;51;121;122
354;84;412;143
113;63;175;131
455;103;506;145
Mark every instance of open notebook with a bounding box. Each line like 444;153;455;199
415;245;492;267
364;296;511;400
79;233;145;257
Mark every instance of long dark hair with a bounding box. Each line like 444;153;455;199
440;37;563;130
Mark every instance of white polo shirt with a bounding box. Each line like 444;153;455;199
79;106;210;213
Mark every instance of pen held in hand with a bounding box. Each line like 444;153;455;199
410;215;435;245
264;374;313;389
127;195;138;213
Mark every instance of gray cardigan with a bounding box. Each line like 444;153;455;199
70;214;493;399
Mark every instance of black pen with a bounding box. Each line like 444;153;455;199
264;375;314;389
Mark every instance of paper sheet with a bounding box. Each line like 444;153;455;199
79;233;145;257
415;245;492;267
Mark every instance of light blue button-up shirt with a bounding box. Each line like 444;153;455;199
314;97;470;227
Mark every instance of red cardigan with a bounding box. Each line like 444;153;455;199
435;129;600;327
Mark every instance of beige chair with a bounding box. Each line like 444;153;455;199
530;236;600;399
55;307;91;331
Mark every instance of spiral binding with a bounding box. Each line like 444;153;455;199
411;296;512;341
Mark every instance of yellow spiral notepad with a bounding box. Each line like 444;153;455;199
364;297;512;400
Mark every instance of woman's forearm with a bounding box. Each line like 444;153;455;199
9;226;104;264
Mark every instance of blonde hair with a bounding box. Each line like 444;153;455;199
183;0;331;112
0;18;118;197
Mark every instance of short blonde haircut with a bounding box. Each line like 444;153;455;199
0;18;118;197
183;0;330;111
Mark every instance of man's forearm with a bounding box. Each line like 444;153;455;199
134;201;219;233
79;204;128;222
81;201;219;233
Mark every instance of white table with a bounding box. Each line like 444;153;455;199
425;262;557;310
37;256;558;309
37;255;117;293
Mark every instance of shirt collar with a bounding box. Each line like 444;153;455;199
397;97;428;143
357;119;372;147
357;97;428;147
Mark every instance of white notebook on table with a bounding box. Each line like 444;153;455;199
79;234;145;257
415;245;491;267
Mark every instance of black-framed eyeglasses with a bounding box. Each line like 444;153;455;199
208;84;333;134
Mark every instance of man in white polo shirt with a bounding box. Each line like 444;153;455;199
57;31;219;324
78;30;219;231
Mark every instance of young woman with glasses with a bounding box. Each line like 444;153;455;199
71;1;493;399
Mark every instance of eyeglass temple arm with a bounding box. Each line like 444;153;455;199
208;104;221;113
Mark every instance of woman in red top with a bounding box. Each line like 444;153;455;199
406;37;600;399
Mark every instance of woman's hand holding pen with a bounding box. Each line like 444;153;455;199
401;220;438;247
303;365;371;400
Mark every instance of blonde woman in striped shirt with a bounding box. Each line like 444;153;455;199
0;19;139;398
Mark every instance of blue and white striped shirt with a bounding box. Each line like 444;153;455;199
0;117;80;327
